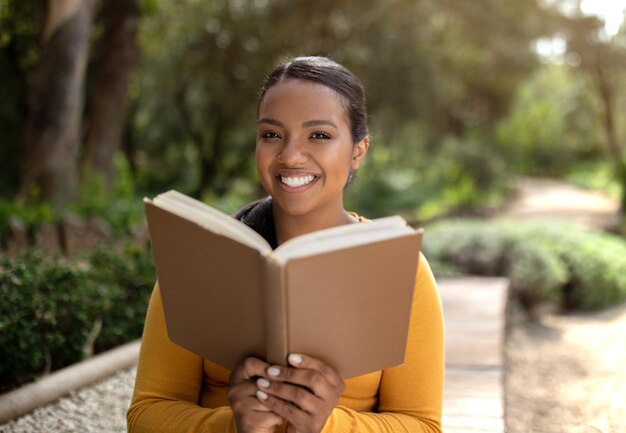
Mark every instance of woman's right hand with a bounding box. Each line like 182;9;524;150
228;357;284;433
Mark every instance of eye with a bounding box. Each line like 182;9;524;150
310;131;332;140
259;130;281;140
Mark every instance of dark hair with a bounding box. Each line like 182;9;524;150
258;56;368;143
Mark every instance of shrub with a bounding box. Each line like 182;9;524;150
0;245;154;392
0;252;101;391
87;245;154;352
423;219;626;310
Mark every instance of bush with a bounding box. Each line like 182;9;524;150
0;245;154;392
87;245;154;352
423;219;626;310
0;252;100;391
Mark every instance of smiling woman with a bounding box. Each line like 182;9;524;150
255;78;368;242
127;56;444;433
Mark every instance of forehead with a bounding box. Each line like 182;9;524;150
258;79;349;122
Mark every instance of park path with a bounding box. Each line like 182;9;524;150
497;176;620;229
498;177;626;433
443;176;622;433
441;278;508;433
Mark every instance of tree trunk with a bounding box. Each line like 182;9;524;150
83;0;140;188
19;0;96;210
594;65;626;225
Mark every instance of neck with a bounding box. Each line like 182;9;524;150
273;202;358;246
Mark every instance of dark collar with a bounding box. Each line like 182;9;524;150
233;197;278;249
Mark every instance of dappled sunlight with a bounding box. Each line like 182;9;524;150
499;177;620;228
506;301;626;433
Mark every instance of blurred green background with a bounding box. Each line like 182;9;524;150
1;0;625;223
1;0;626;391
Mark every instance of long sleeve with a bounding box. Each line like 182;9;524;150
127;283;238;433
320;253;444;433
127;253;444;433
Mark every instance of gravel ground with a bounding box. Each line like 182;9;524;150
505;300;626;433
0;368;135;433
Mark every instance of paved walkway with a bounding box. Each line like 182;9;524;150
440;277;509;433
0;277;509;432
498;176;620;229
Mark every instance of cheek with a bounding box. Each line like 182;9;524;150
325;145;354;175
255;145;271;172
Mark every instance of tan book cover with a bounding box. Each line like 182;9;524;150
144;190;423;379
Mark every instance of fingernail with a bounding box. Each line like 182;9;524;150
256;390;268;401
288;354;303;365
257;378;270;388
267;366;281;377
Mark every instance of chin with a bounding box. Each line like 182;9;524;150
269;195;316;216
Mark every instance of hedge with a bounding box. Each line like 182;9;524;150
423;219;626;310
0;245;154;393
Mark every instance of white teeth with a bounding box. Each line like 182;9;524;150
280;175;315;187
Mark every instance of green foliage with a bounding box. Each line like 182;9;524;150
70;154;144;234
507;240;568;306
0;153;144;244
566;160;622;200
347;135;508;221
86;245;154;352
496;64;603;175
127;0;558;200
0;0;42;196
0;194;54;244
424;219;626;310
0;245;154;392
0;251;101;391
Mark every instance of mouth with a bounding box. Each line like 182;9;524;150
279;174;316;187
275;173;319;191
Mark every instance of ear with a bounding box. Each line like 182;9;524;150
351;136;369;170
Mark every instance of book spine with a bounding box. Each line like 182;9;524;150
262;257;288;366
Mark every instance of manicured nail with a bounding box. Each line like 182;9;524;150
267;366;281;377
288;354;303;365
256;390;268;401
257;378;270;388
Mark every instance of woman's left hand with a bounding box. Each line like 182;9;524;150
255;353;345;433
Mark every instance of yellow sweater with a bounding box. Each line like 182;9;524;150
127;253;444;433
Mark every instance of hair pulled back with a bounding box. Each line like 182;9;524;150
258;56;368;143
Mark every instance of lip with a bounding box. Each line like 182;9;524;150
273;170;320;193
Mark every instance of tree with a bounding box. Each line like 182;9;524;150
83;0;140;188
0;0;43;196
19;0;97;210
563;14;626;228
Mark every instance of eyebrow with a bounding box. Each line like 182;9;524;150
257;118;339;129
302;119;338;129
257;118;284;127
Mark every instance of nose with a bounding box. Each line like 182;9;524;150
278;136;308;165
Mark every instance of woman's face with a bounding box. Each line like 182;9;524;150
256;79;368;218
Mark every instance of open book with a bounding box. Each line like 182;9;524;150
144;190;423;379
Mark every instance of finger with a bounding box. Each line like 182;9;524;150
230;357;271;383
256;377;319;413
256;388;310;427
228;381;277;413
288;354;344;388
264;364;336;400
235;403;284;432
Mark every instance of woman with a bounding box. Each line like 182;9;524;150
127;56;444;433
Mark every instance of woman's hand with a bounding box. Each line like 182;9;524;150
255;354;345;433
228;357;284;433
